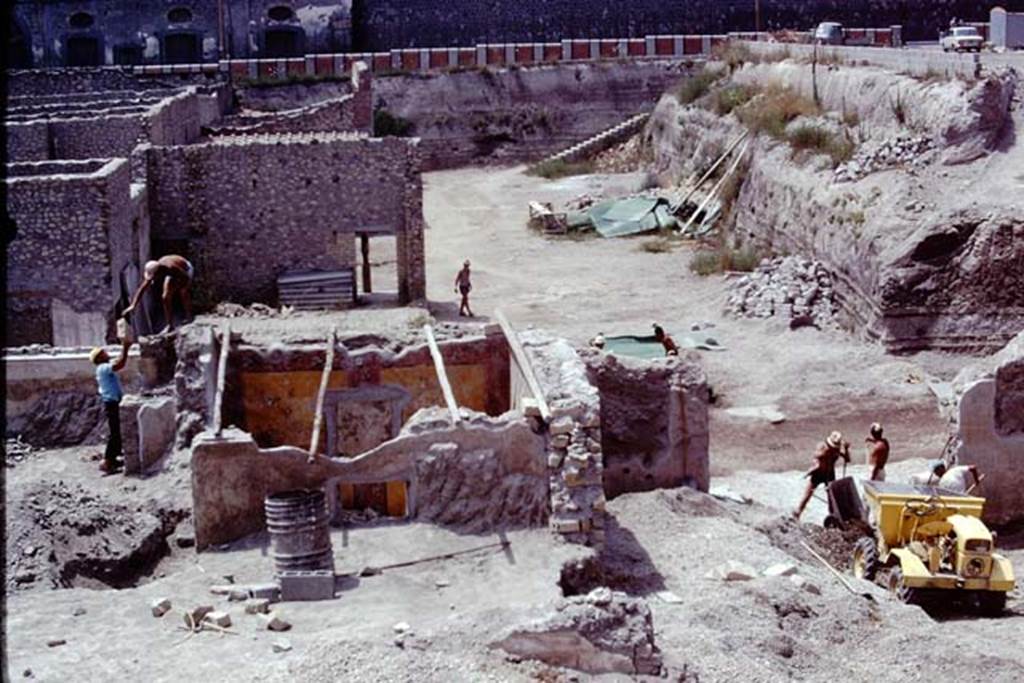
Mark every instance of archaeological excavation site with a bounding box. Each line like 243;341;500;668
3;1;1024;681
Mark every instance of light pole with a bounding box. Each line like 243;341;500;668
755;0;762;34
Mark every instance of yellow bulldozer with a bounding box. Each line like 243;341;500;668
851;481;1015;615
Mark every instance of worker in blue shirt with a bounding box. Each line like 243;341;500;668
90;338;132;474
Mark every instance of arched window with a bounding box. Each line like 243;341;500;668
167;7;194;24
68;12;95;29
267;5;296;22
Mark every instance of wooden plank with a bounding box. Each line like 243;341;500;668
670;130;748;214
494;309;551;421
423;324;461;424
307;327;337;462
212;323;231;436
680;137;749;235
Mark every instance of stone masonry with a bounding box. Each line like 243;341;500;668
521;331;606;549
5;159;136;346
142;132;425;306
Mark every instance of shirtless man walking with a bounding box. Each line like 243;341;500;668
864;422;889;481
454;260;474;317
123;255;194;332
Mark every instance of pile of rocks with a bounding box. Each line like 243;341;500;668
492;587;663;676
833;134;934;182
726;256;839;328
5;436;35;468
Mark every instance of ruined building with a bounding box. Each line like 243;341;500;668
4;62;424;347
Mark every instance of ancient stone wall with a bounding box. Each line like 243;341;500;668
352;0;1023;50
947;332;1024;525
210;94;358;136
191;408;547;549
143;133;424;306
521;331;607;549
4;89;203;164
374;60;695;169
583;351;710;499
5;159;135;346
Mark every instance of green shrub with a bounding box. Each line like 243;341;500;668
689;244;762;276
526;158;596;180
787;125;856;167
712;43;753;72
677;67;724;105
374;108;414;137
639;237;674;253
736;87;819;138
710;84;756;116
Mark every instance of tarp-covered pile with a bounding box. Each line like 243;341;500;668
568;196;677;238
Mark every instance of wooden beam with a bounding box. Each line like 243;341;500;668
670;130;748;214
423;324;461;424
212;323;231;436
360;233;372;294
308;327;338;461
494;309;551;422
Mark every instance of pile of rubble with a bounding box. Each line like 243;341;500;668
492;587;663;676
213;302;293;319
833;134;934;182
593;136;650;174
5;437;35;468
725;256;839;328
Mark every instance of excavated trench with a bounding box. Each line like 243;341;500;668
6;479;191;592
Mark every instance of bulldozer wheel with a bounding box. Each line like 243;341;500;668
888;568;920;605
851;537;880;581
976;591;1007;617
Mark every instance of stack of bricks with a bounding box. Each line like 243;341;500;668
546;398;607;549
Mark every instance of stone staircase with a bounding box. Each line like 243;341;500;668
536;111;650;168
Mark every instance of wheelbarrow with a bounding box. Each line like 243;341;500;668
822;464;865;529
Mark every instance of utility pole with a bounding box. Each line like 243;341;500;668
755;0;762;34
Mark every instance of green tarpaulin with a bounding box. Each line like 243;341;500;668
584;197;677;238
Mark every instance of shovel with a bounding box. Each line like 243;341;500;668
800;541;876;602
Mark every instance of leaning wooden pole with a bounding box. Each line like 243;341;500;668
212;323;231;436
423;324;461;424
494;309;551;422
308;327;337;462
671;130;748;214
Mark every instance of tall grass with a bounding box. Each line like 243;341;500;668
527;158;596;179
677;67;725;105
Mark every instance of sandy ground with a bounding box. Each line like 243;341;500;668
421;166;957;475
5;164;1015;681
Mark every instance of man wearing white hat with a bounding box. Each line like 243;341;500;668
794;430;850;519
90;338;132;475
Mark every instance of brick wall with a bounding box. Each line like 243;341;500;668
143;133;424;306
5;159;135;346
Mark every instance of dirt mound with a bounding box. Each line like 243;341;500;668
6;391;105;447
756;515;872;572
5;479;182;591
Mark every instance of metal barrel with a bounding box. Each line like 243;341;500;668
264;489;335;575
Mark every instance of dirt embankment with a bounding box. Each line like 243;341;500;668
647;60;1023;353
374;60;695;169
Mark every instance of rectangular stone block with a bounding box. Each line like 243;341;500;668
279;570;335;602
203;611;231;628
245;598;270;614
